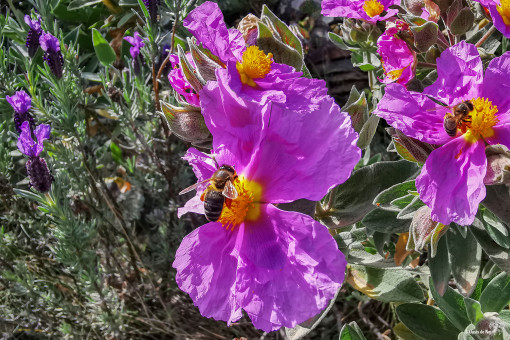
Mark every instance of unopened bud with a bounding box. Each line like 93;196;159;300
238;14;259;46
407;206;448;257
484;145;510;186
26;157;52;193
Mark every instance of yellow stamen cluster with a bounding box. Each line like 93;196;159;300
497;0;510;26
463;97;499;144
217;176;262;230
363;0;385;17
236;46;273;87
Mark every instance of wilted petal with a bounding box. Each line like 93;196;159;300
374;83;451;144
416;137;487;225
237;205;346;331
17;121;36;157
423;42;483;106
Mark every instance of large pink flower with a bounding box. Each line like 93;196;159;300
377;21;417;85
321;0;400;23
173;52;361;331
374;41;510;226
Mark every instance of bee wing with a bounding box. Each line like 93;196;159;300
179;178;211;195
222;180;238;199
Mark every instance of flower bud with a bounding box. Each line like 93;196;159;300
40;33;64;79
26;156;52;193
484;145;510;186
407;205;448;257
24;15;42;58
238;14;259;46
387;128;438;163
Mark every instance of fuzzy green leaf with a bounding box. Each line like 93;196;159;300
92;28;116;67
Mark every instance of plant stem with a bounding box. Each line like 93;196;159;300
475;25;497;48
417;61;437;69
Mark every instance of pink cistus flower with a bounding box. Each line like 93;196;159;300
173;42;361;332
24;15;42;57
321;0;400;23
374;41;510;226
6;90;34;134
167;54;200;106
377;21;417;85
39;32;64;79
473;0;510;38
17;121;53;193
124;32;145;75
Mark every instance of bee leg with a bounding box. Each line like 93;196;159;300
200;191;206;201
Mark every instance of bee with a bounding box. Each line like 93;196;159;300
443;100;474;137
179;164;238;222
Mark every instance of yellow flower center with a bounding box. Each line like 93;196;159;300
461;97;499;144
217;176;262;230
363;0;385;17
236;46;273;87
497;0;510;26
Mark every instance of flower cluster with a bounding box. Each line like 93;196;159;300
374;42;510;226
173;1;361;333
6;90;34;133
17;121;53;193
124;32;145;75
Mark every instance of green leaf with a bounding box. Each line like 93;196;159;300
397;196;425;220
394;138;419;163
68;0;103;10
481;209;510;249
329;32;351;50
92;28;116;67
396;304;460;340
362;208;411;234
317;161;419;228
257;21;303;71
110;142;122;164
373;180;416;212
261;5;303;55
343;87;369;133
137;0;150;20
482;185;510;226
357;114;380;150
340;322;367;340
429;277;471;331
284;288;340;340
464;298;484;324
447;224;482;296
347;264;424;302
469;219;510;275
393;322;426;340
428;236;451;296
479;272;510;313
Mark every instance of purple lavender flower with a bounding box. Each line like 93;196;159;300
40;32;64;79
24;15;42;57
124;32;145;75
374;42;510;226
6;90;34;133
17;121;53;193
142;0;160;23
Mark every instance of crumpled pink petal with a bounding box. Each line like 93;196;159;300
480;52;510;116
416;137;487;226
173;204;346;332
373;83;451;144
183;1;245;63
423;41;483;106
321;0;400;22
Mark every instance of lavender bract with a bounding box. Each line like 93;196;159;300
374;42;510;226
173;33;361;330
40;33;64;79
17;121;53;193
24;15;42;57
124;32;145;75
6;90;34;133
